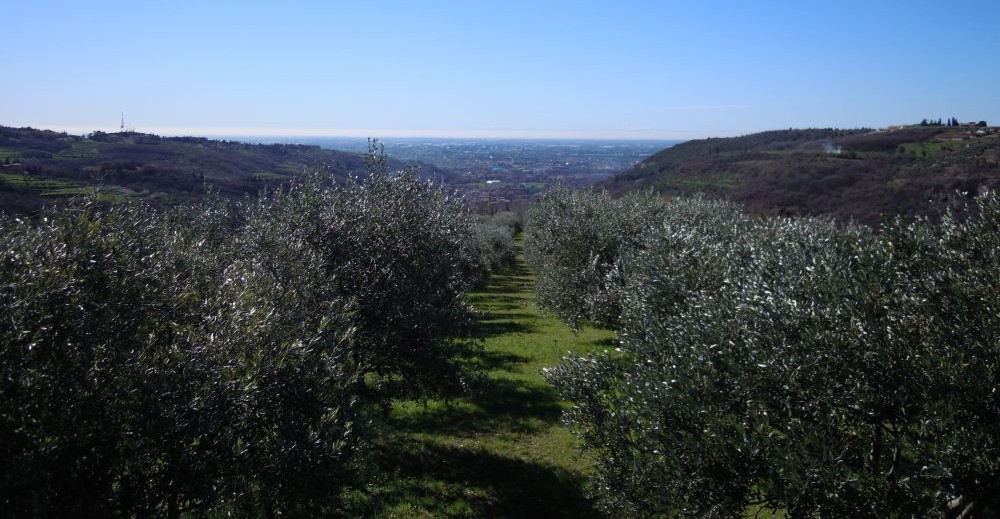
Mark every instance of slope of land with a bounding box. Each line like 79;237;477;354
0;126;447;214
600;126;1000;225
343;241;614;517
287;137;675;212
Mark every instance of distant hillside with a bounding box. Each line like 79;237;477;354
0;126;451;214
600;126;1000;225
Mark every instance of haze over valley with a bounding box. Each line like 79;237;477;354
4;1;1000;517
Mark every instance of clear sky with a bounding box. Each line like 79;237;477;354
3;0;999;140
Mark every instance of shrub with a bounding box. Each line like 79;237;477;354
468;213;519;287
0;150;485;515
524;185;666;327
0;200;360;516
542;190;1000;517
310;154;480;397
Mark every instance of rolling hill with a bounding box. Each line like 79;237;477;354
0;126;451;214
600;126;1000;225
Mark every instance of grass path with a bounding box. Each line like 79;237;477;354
349;246;614;517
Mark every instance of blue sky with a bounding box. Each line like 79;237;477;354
3;1;999;139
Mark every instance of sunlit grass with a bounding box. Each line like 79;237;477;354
0;173;140;203
346;244;614;517
0;172;77;190
54;140;100;159
344;245;796;517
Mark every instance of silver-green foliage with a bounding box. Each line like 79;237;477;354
468;212;519;287
542;191;1000;517
524;185;668;327
0;199;359;516
0;157;482;515
295;166;480;396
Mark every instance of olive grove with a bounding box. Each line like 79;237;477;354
528;188;1000;518
0;150;496;516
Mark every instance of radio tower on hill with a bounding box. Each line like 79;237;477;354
120;112;125;131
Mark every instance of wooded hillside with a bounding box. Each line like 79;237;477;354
0;126;448;214
601;127;1000;225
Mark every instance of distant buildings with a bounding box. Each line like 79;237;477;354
881;121;997;141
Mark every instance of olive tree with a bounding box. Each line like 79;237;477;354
467;213;519;287
0;199;361;517
309;162;481;398
542;191;1000;517
0;149;487;515
524;185;667;327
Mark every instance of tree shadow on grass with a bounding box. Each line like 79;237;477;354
392;377;565;436
478;311;535;321
466;349;530;372
360;436;603;518
588;336;618;348
469;291;528;307
476;319;536;338
346;255;606;517
476;269;534;295
474;302;528;314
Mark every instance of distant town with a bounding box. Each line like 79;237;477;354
282;137;679;211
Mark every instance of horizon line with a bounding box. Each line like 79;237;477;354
20;124;738;141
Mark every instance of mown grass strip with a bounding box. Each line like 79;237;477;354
347;245;614;518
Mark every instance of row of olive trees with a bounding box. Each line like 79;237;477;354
468;211;520;287
0;152;488;516
523;184;670;328
527;188;1000;518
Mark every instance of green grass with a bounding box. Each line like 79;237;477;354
341;244;796;517
0;173;135;203
277;162;309;175
898;140;956;158
41;186;100;197
54;140;101;159
0;172;79;191
345;245;614;517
